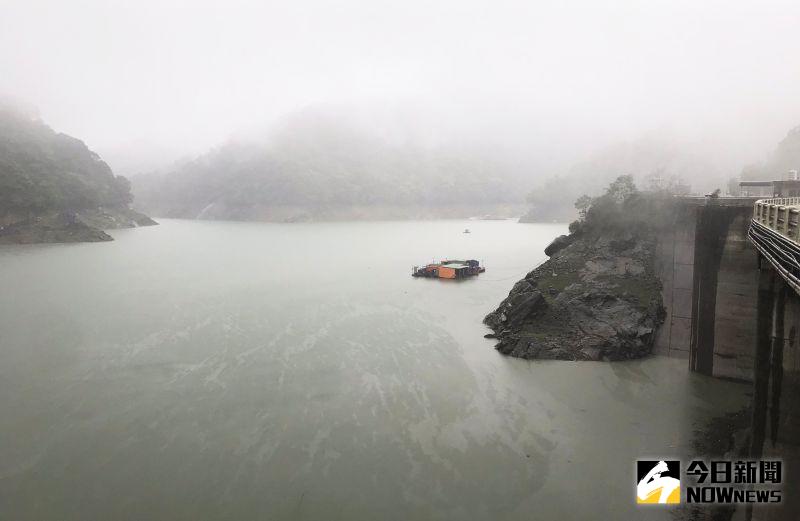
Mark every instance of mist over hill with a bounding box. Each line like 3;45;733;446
132;111;528;222
0;100;155;242
739;125;800;182
0;101;134;214
132;108;780;224
521;135;724;222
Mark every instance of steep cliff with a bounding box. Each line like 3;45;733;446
484;230;664;360
485;176;671;361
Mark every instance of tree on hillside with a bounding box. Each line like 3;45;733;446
605;174;637;203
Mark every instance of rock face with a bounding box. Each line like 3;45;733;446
484;231;665;361
74;207;158;230
0;213;110;244
543;234;573;256
0;207;156;244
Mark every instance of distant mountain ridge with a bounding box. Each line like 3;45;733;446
745;125;800;180
521;136;717;222
132;112;526;222
0;101;155;243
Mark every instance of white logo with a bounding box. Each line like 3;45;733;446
637;460;681;504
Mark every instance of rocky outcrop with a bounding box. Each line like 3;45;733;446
75;207;158;230
0;214;111;244
484;231;665;361
0;207;157;244
543;234;573;256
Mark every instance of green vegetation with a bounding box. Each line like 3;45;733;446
569;175;679;235
543;270;580;294
596;273;661;309
0;104;133;216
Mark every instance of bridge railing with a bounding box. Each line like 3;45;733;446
753;197;800;243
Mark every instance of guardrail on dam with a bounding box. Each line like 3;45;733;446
749;197;800;295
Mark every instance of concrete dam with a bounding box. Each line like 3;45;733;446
654;196;800;520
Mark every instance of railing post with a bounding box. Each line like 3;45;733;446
785;208;791;235
754;197;800;244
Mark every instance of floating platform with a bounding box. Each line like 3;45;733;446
412;259;485;279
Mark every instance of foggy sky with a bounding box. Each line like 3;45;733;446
2;0;800;176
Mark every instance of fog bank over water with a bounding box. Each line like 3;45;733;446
2;0;800;184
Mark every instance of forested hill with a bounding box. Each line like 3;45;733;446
0;102;155;243
132;115;525;221
0;104;134;214
738;124;800;182
762;125;800;176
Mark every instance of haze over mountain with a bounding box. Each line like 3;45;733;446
522;133;724;221
133;106;752;222
3;0;800;200
0;99;154;242
739;125;800;182
0;101;132;214
132;108;528;221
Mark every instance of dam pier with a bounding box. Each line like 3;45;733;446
654;195;800;519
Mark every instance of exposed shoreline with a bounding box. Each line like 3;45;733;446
0;207;157;244
135;201;526;223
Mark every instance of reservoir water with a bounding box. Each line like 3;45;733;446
0;219;749;520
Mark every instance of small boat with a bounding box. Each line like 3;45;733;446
412;259;485;279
